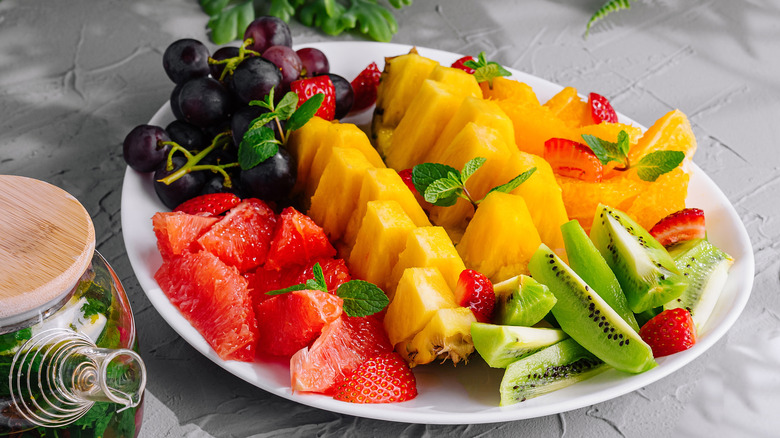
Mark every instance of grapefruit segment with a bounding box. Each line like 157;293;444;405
264;206;336;270
152;211;217;259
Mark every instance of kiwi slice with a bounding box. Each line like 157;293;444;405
528;244;657;373
561;220;639;332
664;239;733;333
499;338;607;405
493;275;557;327
471;322;568;368
590;204;688;313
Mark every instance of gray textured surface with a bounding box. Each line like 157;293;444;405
1;0;779;436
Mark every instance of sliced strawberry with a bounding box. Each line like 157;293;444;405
588;92;618;124
350;61;381;113
451;56;475;74
264;207;336;270
454;269;495;323
639;308;697;357
291;75;336;121
544;137;603;182
649;208;706;247
174;193;241;216
332;352;417;403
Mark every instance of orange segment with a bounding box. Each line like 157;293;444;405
628;109;697;164
625;166;690;231
543;87;592;128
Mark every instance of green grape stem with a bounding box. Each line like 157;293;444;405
208;39;261;82
157;131;239;187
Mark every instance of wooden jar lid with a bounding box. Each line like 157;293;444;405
0;176;95;325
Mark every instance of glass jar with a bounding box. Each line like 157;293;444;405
0;176;146;437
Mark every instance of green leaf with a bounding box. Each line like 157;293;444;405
0;327;32;353
387;0;413;8
246;113;278;132
342;0;398;43
424;177;462;207
81;297;108;318
205;0;255;45
460;157;486;185
265;262;328;295
581;134;626;165
617;129;631;156
265;283;308;295
465;51;511;86
635;150;685;182
268;0;298;22
487;167;537;197
299;0;351;36
412;162;460;196
238;126;280;169
586;0;631;36
311;262;328;291
249;88;276;111
287;93;324;131
337;280;389;317
199;0;230;16
276;92;300;121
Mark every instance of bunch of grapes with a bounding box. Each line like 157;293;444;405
122;16;358;210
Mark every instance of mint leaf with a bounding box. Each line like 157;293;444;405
81;297;108;318
265;262;327;295
204;0;254;45
311;262;327;291
287;93;323;131
487;167;537;197
465;52;511;86
460;157;486;185
250;88;276;111
424;177;462;206
337;280;389;317
265;283;308;296
238;126;280;169
581;134;625;165
617;129;631;156
247;112;278;132
275;92;300;121
635;150;685;182
412;162;460;196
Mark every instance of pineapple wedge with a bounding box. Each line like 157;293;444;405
398;307;476;367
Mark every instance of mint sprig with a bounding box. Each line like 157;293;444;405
580;129;685;181
412;157;536;208
463;52;511;87
265;262;389;317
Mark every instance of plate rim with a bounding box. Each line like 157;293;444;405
120;41;755;424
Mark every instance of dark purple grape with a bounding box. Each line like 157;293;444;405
153;156;206;209
327;73;354;120
200;173;242;196
163;39;211;85
230;105;285;145
239;148;296;201
123;125;171;172
244;16;292;54
231;57;282;104
297;48;330;77
165;120;207;151
170;84;184;120
209;46;241;81
262;45;302;91
177;77;235;127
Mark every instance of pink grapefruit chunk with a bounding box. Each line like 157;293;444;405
197;198;277;273
245;257;352;303
264;206;336;270
154;250;259;362
152;211;217;259
290;315;392;395
255;290;343;358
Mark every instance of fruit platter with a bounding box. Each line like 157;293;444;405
121;35;754;424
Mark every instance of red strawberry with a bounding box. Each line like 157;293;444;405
649;208;706;247
451;56;476;74
588;92;618;124
543;137;604;182
639;308;697;357
332;352;417;403
173;193;241;216
350;62;381;113
398;168;431;210
290;75;336;121
454;269;495;323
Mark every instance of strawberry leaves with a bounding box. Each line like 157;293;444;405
581;130;685;182
412;158;536;208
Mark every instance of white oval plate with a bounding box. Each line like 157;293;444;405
121;42;755;424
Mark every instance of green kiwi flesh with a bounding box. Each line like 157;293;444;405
561;219;639;332
528;244;657;373
493;275;557;327
471;322;568;368
499;338;607;405
664;238;733;333
590;204;688;313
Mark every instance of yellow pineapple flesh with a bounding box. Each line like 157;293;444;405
481;77;540;105
286;116;332;195
348;200;417;293
398;307;476;367
383;267;457;347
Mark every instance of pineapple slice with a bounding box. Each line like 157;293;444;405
308;148;375;242
348;200;417;293
457;191;541;282
398;307;476;367
371;50;439;157
383;267;457;347
389;226;466;300
481;77;539;105
287;116;332;195
384;77;481;171
342;168;431;249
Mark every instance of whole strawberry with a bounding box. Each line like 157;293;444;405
290;75;336;120
455;269;495;323
350;61;381;113
333;352;417;403
639;308;697;357
173;192;241;216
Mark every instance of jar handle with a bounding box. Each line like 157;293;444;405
9;328;147;428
